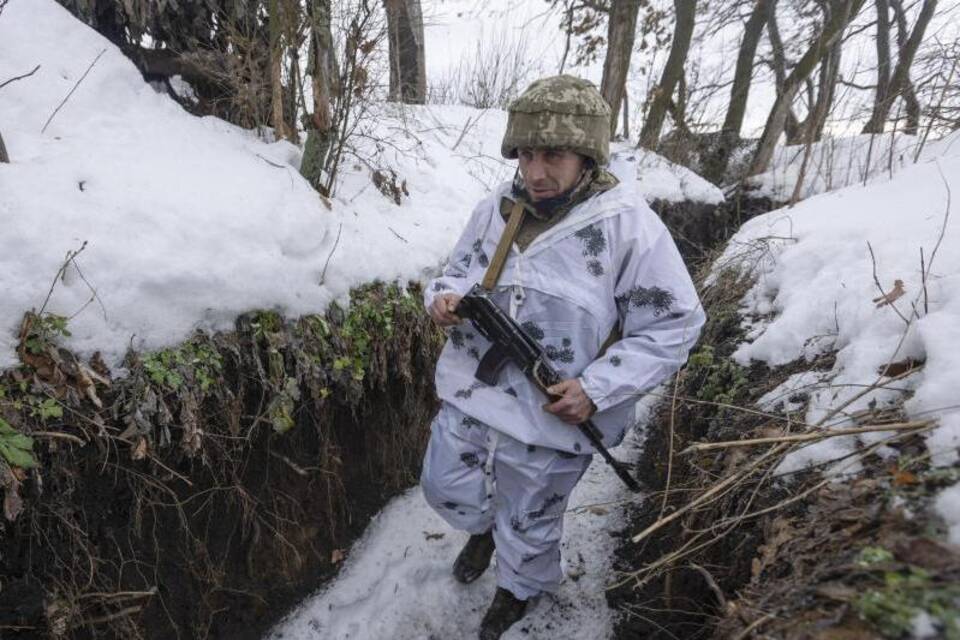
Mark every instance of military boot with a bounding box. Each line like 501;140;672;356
453;530;495;584
478;587;529;639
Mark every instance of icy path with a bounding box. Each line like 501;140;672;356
268;433;644;640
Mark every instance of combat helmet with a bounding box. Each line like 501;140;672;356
501;75;612;166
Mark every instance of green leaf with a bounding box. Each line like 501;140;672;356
0;419;38;469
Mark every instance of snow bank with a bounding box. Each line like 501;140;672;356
747;132;926;202
609;143;724;205
0;0;716;372
0;1;506;370
715;127;960;527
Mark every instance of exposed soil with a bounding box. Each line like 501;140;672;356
0;283;444;639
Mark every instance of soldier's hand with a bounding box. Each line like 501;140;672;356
543;379;596;424
429;293;463;327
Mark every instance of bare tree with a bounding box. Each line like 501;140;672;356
268;0;296;142
384;0;426;103
300;0;338;194
863;0;936;133
600;0;642;136
766;2;804;143
703;0;775;182
639;0;697;148
0;133;7;163
749;0;867;176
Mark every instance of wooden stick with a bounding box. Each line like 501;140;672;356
31;430;87;446
42;50;105;134
680;420;934;455
631;443;788;544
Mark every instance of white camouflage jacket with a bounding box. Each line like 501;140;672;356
424;179;705;454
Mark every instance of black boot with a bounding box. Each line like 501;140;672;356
453;530;495;584
478;587;529;639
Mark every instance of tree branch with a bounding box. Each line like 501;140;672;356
0;64;41;91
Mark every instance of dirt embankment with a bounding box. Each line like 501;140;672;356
0;283;443;639
608;238;959;638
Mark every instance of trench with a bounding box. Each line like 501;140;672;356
0;191;783;640
0;283;444;639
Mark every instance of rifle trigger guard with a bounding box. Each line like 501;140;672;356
532;359;550;390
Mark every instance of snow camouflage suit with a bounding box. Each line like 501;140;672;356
421;75;705;601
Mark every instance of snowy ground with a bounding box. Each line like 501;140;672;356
268;420;653;640
0;0;717;373
714;129;960;539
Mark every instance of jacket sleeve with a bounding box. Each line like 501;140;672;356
578;225;705;413
423;200;490;311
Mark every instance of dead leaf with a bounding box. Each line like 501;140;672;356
815;581;858;602
423;531;445;541
588;506;609;516
0;459;24;521
877;358;923;377
331;548;345;564
132;437;148;460
892;537;960;572
892;468;918;487
872;279;905;308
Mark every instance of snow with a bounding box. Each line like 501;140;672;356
609;144;724;205
715;129;960;526
934;482;960;546
0;1;504;370
0;0;715;372
910;611;939;639
747;133;925;202
268;431;647;639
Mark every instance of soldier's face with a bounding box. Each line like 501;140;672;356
518;148;586;201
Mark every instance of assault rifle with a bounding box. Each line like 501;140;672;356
456;284;641;492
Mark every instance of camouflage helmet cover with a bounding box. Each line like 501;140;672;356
501;75;612;166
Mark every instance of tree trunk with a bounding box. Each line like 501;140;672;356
600;0;641;136
892;0;926;133
766;3;803;143
300;0;338;195
269;0;293;141
704;0;773;183
862;0;936;133
384;0;427;104
810;36;843;140
749;0;866;176
622;93;630;139
863;0;893;133
0;131;8;163
639;0;697;149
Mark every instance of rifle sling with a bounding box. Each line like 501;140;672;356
481;199;526;291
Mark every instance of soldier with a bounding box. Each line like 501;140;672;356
421;75;705;639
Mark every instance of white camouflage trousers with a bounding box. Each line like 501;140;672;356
420;403;592;600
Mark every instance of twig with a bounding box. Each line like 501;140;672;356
866;241;909;325
387;226;409;243
255;153;286;169
269;449;315;476
42;49;106;134
31;431;88;446
318;222;343;286
913;250;928;319
38;241;88;317
688;562;727;608
630;443;789;544
680;420;934;455
732;613;776;640
75;605;143;628
77;589;156;600
0;64;41;91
